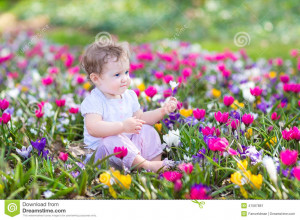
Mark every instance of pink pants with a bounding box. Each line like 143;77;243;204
93;124;164;170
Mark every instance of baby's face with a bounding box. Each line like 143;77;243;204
97;57;131;98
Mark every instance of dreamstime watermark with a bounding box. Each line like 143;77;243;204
172;23;190;41
95;31;113;47
18;24;51;56
234;32;251;47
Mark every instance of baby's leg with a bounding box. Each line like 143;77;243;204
132;154;166;172
131;125;165;161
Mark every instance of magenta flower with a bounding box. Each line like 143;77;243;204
0;99;9;110
290;127;300;140
154;71;164;79
242;113;254;126
113;146;128;159
133;89;140;97
282;129;293;141
279;75;290;84
208;137;228;152
69;107;79;114
226;119;240;130
250;86;263;96
48;67;59;74
76;75;85;84
42;76;53;86
271;112;280;121
190;183;212;200
55;99;66;107
193;108;205;120
294;167;300;181
1;113;11;124
144;86;157;98
59;152;69;162
163;171;182;182
182;67;192;78
214;111;229;124
174;179;183;191
280;149;298;166
35;103;44;118
178;163;194;174
163;74;174;84
223;96;234;107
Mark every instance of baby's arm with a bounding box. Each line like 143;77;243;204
134;97;178;125
85;114;145;138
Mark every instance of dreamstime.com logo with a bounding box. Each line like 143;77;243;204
5;200;20;217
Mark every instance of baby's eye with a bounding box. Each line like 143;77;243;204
125;71;129;75
115;73;120;77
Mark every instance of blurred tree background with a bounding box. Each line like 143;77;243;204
0;0;299;59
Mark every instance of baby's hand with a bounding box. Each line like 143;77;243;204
162;97;178;114
122;116;146;134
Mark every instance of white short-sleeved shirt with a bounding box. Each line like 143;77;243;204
80;87;141;150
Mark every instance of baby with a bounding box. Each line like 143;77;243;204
80;40;177;172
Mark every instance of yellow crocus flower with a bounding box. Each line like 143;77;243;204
237;160;248;171
250;174;263;189
265;136;277;148
230;170;251;186
231;100;244;110
245;128;253;139
240;186;248;199
137;83;145;92
119;174;132;189
179;109;193;117
83;82;91;90
269;71;277;78
109;186;117;198
99;172;111;187
212;88;221;98
154;123;162;133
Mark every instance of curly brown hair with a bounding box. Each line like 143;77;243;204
80;41;130;83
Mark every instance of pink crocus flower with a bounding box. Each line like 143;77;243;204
190;183;212;200
193;109;206;120
290;127;300;140
208;137;228;152
275;58;283;66
226;119;240;130
250;86;263;96
294;167;300;181
42;76;53;86
223;96;234;107
163;89;172;98
113;146;128;159
214;111;229;124
178;163;194;174
221;69;231;78
68;66;80;74
0;99;10;110
280;149;298;166
35;103;44;118
59;152;69;162
133;89;140;97
1;113;11;124
242;113;254;126
154;71;164;79
69;107;79;114
182;67;192;78
76;75;85;84
64;53;74;68
163;74;174;84
174;179;183;191
163;171;182;182
282;129;293;141
144;86;157;98
271;112;280;121
55;99;66;107
279;75;290;84
7;72;19;79
290;49;298;57
177;101;183;110
298;100;300;108
217;63;226;71
48;67;59;74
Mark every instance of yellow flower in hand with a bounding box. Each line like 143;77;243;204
155;123;162;133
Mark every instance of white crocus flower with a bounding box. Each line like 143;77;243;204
163;129;180;147
262;156;278;185
169;80;179;91
43;190;54;198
